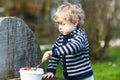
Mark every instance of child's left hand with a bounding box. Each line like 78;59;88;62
42;72;54;78
42;51;52;62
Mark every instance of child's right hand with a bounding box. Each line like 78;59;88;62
42;51;52;62
42;72;54;78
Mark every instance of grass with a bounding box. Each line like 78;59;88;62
42;46;120;80
93;47;120;80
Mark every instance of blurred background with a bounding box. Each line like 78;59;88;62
0;0;120;80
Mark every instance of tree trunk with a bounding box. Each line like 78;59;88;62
81;0;115;62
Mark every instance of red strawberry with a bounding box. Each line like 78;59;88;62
24;67;31;70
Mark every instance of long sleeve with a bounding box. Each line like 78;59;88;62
46;35;62;75
47;54;60;75
52;33;88;56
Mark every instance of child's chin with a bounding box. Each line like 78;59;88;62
63;34;68;35
62;33;66;35
60;32;69;35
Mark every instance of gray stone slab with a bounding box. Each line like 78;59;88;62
0;17;42;79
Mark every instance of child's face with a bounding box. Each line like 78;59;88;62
56;20;77;35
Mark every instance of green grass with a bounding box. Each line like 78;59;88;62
42;47;120;80
93;47;120;80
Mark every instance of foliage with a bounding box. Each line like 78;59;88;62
1;0;120;62
81;0;116;62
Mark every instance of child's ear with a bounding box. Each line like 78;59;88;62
74;21;78;26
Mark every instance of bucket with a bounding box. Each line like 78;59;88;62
19;67;44;80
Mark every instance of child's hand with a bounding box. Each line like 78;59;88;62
42;72;54;78
42;51;52;62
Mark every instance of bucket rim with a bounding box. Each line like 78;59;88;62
19;67;44;74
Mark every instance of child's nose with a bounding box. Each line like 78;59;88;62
59;25;62;30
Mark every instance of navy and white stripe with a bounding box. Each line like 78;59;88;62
47;27;93;79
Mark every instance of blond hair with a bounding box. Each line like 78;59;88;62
54;2;85;26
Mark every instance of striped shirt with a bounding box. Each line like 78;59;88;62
47;27;93;79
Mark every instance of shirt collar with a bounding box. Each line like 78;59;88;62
62;26;80;39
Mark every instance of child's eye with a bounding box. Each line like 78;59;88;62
61;23;66;25
55;21;66;26
55;22;61;25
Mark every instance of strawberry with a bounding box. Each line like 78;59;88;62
24;67;31;70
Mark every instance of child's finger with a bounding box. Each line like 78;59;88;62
47;73;54;78
42;57;47;62
51;73;54;78
42;54;48;62
42;74;47;78
42;52;52;62
46;75;51;78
